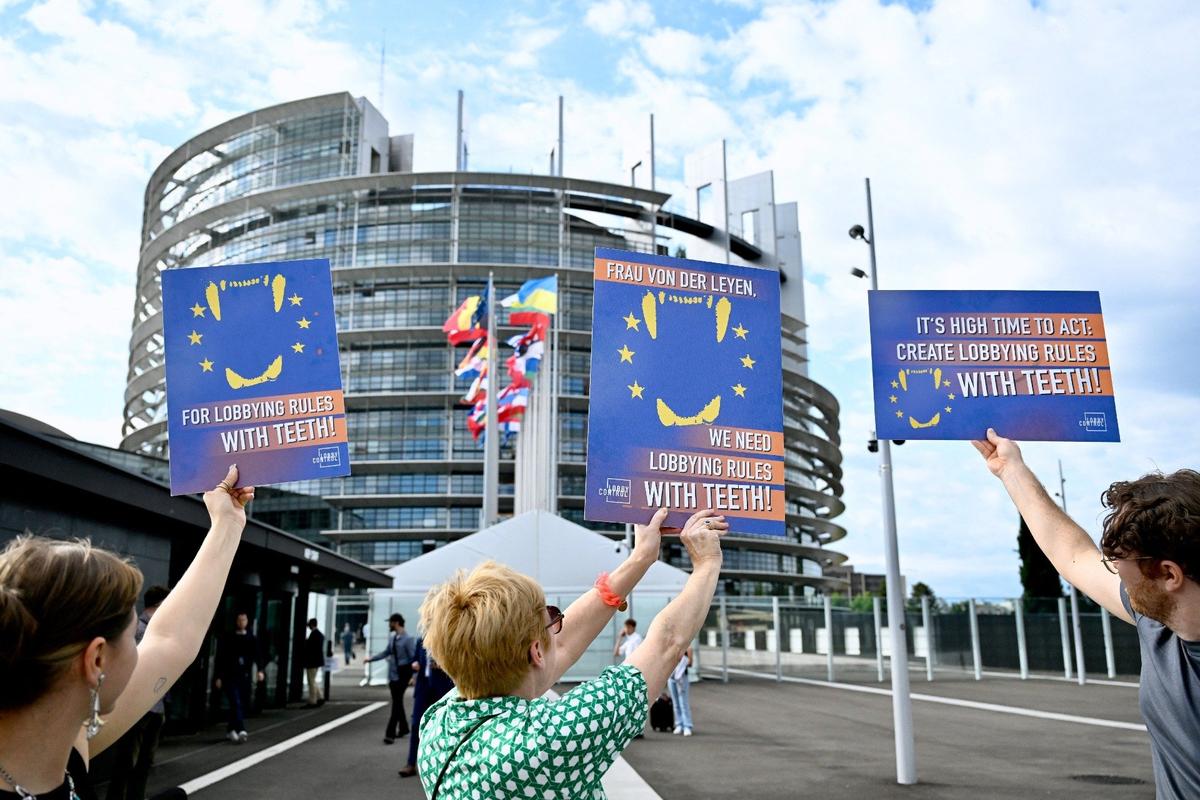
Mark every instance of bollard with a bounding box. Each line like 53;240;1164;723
1101;606;1116;679
773;596;782;682
825;594;835;683
873;596;884;682
1069;587;1086;685
921;594;933;682
720;595;729;684
1014;598;1029;680
968;598;982;681
1058;597;1073;680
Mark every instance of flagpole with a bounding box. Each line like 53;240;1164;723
483;273;499;527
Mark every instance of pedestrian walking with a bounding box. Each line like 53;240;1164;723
398;638;454;779
976;429;1200;799
105;585;171;800
302;619;325;707
668;646;695;736
341;623;355;665
416;508;727;799
364;613;416;743
0;465;253;798
215;611;266;742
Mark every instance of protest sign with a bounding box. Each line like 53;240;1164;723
162;259;350;494
869;290;1119;442
585;248;785;535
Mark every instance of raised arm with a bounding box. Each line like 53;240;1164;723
973;429;1131;623
551;509;727;684
89;466;254;755
626;517;723;700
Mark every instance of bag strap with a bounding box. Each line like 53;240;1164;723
430;712;502;800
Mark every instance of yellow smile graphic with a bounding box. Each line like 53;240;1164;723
641;289;733;427
191;273;298;390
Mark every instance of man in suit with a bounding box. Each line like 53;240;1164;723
398;637;455;778
302;618;325;708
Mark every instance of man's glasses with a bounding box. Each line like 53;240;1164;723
545;605;564;635
1100;554;1156;574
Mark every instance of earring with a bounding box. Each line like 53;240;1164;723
85;673;106;740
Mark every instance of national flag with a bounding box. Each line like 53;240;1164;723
454;339;489;379
501;276;557;315
443;294;487;344
506;339;544;385
462;365;488;404
509;311;551;333
497;383;530;422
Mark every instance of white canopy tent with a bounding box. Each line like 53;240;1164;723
365;510;690;683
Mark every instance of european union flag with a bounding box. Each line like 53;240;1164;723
162;259;350;494
585;248;785;535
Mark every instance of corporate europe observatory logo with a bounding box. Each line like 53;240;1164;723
599;478;632;504
1079;412;1108;433
313;447;343;468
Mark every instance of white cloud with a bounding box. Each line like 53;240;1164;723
0;252;130;446
641;27;709;75
584;0;655;38
0;0;1196;600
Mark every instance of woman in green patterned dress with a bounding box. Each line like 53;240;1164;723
416;507;727;800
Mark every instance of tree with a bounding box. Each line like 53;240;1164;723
908;581;939;611
1018;514;1063;612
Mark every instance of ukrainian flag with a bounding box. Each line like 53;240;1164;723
501;275;557;315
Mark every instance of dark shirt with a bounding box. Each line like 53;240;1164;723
0;749;96;800
413;639;454;697
302;629;326;669
1122;585;1200;800
216;630;261;679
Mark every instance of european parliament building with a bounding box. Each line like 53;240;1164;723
122;93;847;597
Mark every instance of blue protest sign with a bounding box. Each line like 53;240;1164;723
869;290;1119;442
585;248;785;536
161;259;350;494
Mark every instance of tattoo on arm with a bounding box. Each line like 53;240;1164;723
153;678;168;695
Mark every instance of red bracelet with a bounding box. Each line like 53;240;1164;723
595;572;628;612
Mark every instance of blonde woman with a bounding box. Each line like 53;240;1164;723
0;467;253;799
416;508;727;799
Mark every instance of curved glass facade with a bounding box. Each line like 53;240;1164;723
123;92;847;597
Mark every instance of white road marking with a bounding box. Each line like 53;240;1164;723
719;668;1147;732
178;701;388;795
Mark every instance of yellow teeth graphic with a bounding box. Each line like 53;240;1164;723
656;395;721;427
910;413;941;429
225;355;283;390
715;296;731;342
205;282;222;321
642;290;658;339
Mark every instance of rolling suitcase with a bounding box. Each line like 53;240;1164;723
649;693;674;732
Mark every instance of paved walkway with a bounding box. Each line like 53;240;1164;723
111;656;1153;799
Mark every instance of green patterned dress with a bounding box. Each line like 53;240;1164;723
417;664;648;800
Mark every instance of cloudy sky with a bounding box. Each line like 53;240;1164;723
1;0;1196;598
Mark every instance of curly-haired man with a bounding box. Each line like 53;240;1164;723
975;428;1200;799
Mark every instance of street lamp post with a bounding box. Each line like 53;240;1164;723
851;177;917;785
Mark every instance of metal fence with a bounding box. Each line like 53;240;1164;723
696;596;1140;685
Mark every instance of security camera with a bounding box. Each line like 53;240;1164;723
850;267;868;279
848;224;866;240
867;437;879;453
